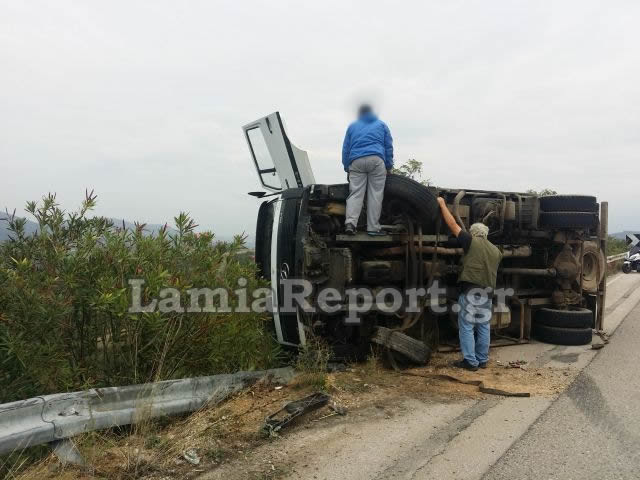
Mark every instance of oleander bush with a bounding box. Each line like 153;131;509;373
0;192;280;403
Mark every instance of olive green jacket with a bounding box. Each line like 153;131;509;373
459;237;503;289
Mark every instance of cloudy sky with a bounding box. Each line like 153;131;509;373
2;0;638;240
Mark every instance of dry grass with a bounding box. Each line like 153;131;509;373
12;351;577;480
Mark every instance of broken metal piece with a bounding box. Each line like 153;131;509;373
183;448;201;465
402;371;531;398
262;392;330;437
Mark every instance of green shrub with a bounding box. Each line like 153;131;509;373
607;236;629;256
0;192;281;402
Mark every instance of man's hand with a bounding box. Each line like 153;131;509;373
437;197;446;208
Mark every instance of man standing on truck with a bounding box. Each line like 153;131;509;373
437;197;503;371
342;104;394;236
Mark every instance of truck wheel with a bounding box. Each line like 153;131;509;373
540;195;598;212
384;174;438;230
539;211;598;229
533;324;592;346
581;241;605;293
622;263;632;274
535;307;593;329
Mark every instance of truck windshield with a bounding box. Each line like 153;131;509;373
246;127;282;190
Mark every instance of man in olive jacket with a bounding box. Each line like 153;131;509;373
437;197;503;371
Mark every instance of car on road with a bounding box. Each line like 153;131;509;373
243;112;608;362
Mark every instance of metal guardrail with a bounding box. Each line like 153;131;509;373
607;252;627;263
0;367;294;458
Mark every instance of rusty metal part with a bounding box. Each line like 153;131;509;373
503;245;532;257
453;190;467;232
504;200;516;222
500;267;557;277
400;372;530;397
370;245;532;258
553;243;580;282
262;392;330;436
324;202;346;216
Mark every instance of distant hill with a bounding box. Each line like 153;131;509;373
610;231;640;242
0;213;178;242
0;212;39;241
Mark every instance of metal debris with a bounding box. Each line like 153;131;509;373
507;360;528;369
262;392;330;437
402;372;530;397
183;448;201;465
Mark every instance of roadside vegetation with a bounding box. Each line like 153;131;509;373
0;191;282;404
607;236;629;256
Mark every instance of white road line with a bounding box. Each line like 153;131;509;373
607;274;624;287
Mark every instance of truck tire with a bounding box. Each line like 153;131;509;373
372;327;432;365
535;307;593;329
539;211;598;229
622;263;632;274
533;324;592;346
539;195;598;212
384;174;439;229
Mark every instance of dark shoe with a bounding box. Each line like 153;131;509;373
344;224;356;235
453;359;479;371
478;362;488;369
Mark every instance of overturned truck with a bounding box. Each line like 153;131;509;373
244;112;608;363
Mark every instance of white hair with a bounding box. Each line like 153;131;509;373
469;223;489;238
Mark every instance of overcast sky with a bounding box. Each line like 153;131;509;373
2;1;638;240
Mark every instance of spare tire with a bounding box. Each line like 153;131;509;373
581;241;605;293
536;307;593;329
384;174;439;230
540;195;598;212
539;211;598;229
533;324;592;346
372;327;432;366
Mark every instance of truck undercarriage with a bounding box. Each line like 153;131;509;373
245;112;608;364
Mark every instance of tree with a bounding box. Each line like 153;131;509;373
392;159;431;186
526;188;558;196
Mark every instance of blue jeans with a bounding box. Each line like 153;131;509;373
458;292;492;367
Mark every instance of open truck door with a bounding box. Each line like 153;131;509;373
243;112;315;192
244;112;315;348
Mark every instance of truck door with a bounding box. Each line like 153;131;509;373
243;112;315;192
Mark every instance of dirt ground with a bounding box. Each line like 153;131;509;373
10;351;579;480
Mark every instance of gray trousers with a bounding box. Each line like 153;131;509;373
345;155;387;232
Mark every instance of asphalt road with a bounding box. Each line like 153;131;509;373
483;279;640;479
199;273;640;480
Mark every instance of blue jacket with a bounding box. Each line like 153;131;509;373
342;113;393;171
